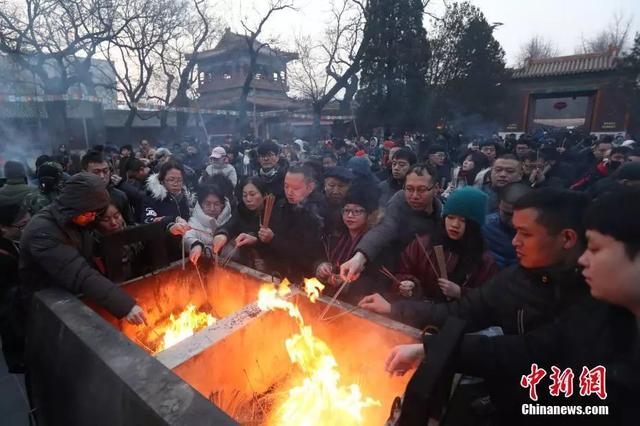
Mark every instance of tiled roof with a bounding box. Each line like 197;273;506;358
193;29;297;62
512;51;618;79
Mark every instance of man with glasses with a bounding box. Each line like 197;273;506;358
425;144;451;188
257;141;287;199
379;148;417;207
340;164;442;283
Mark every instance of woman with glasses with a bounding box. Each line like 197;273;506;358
184;185;232;265
315;188;382;302
142;160;193;236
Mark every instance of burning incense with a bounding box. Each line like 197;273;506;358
433;245;448;280
318;278;349;320
322;305;360;323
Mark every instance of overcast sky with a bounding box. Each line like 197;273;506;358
221;0;640;67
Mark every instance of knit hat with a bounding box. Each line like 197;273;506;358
57;172;110;220
37;161;64;191
346;156;372;178
442;187;488;226
343;185;377;213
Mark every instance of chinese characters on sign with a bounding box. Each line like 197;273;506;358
520;365;607;401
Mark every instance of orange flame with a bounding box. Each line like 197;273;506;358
303;277;325;303
156;304;216;352
257;280;380;425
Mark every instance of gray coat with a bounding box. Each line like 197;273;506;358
356;190;442;262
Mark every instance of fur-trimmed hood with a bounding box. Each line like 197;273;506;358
183;198;232;249
146;173;193;204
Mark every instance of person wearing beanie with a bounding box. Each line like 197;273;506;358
388;186;498;302
315;186;383;303
0;160;37;208
17;173;146;368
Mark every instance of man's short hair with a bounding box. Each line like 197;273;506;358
406;163;438;183
257;141;280;156
126;158;146;173
287;164;316;184
322;152;338;162
496;153;520;162
513;188;589;240
394;148;417;165
610;146;630;158
81;150;106;170
500;182;533;204
585;187;640;260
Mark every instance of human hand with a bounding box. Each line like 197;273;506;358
438;278;461;299
399;280;415;298
358;293;391;314
315;262;333;281
190;245;203;265
339;252;366;282
235;233;257;247
212;235;228;253
110;174;123;186
126;305;147;325
258;227;274;243
385;344;425;376
169;220;191;236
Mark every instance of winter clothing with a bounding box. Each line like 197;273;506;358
0;178;36;208
258;160;287;199
378;177;403;207
442;187;488;226
0;235;22;372
183;199;232;251
482;212;517;269
264;194;325;282
397;233;499;301
108;184;135;225
18;173;136;319
204;163;238;187
118;178;147;222
355;190;442;263
142;173;192;226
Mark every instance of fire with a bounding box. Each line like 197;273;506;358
156;304;216;352
257;278;380;425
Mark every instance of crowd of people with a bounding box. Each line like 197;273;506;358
0;129;639;424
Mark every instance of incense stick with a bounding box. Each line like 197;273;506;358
415;234;440;278
433;245;448;280
194;262;209;302
379;266;402;286
261;194;276;228
318;278;349;320
322;305;360;322
221;245;238;267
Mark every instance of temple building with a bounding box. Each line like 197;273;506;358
502;48;636;136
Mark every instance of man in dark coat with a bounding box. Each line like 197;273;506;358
81;150;135;224
258;165;325;282
18;173;145;324
257;141;288;199
378;147;416;207
360;189;593;424
340;164;442;283
0;161;36;207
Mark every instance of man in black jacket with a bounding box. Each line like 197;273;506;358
258;165;325;282
19;173;146;325
360;188;591;423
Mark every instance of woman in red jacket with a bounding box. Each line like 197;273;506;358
396;186;499;302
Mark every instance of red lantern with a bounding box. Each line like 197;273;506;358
553;101;567;110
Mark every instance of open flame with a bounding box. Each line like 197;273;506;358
155;304;216;352
258;278;380;425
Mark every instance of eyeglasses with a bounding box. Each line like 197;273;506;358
202;202;222;210
404;185;435;195
341;208;366;216
164;178;183;184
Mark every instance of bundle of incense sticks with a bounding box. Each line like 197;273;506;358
414;233;441;278
261;194;276;228
379;266;402;286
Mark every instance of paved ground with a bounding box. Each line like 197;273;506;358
0;339;32;426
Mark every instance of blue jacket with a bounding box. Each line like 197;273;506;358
482;212;517;269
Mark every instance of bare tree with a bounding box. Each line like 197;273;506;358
100;0;184;135
288;0;368;140
152;0;220;140
516;35;558;67
236;0;296;137
576;12;633;54
0;0;134;146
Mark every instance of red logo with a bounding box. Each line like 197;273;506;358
520;363;547;401
578;366;608;400
520;365;607;400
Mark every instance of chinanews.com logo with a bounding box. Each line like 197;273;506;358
519;364;609;416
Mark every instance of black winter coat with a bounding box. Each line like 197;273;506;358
18;173;136;319
142;173;191;226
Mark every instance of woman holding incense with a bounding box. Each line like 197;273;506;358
315;188;385;303
184;184;232;264
394;187;498;302
211;177;267;269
